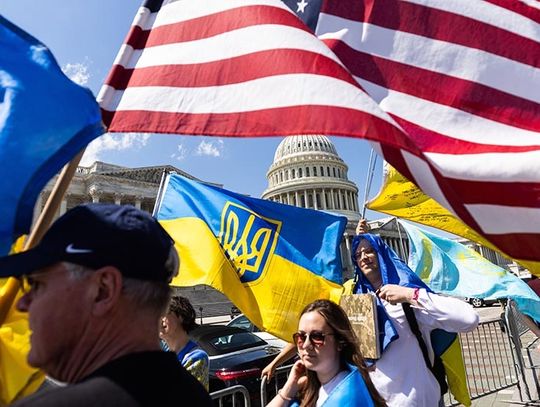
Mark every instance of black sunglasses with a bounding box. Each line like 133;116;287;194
292;330;334;348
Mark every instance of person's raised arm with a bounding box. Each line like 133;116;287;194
356;219;370;235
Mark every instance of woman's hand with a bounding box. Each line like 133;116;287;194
267;360;306;407
377;284;416;305
261;362;276;380
280;360;306;399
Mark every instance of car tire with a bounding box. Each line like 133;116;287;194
471;298;484;308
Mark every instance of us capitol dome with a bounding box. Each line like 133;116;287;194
262;135;361;277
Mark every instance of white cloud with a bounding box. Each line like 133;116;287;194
62;61;91;86
81;133;150;165
171;143;188;161
195;139;224;157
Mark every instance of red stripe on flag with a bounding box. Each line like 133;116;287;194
320;0;368;21
378;143;485;236
103;106;415;151
392;117;540;153
445;178;540;207
348;0;540;68
125;25;150;50
326;39;540;132
483;233;540;261
130;6;309;49
104;50;360;89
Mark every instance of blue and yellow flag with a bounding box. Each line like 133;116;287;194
0;18;104;404
156;174;346;340
400;220;540;323
0;16;104;256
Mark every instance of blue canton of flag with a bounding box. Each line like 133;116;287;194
0;17;104;254
280;0;323;31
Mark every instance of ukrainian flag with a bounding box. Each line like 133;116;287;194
156;174;346;340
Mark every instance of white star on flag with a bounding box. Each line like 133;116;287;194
296;0;308;13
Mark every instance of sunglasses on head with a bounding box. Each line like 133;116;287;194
292;330;334;347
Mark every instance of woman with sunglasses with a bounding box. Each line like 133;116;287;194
267;299;386;407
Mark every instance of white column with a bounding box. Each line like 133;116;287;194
89;188;100;203
312;190;318;210
321;189;327;209
295;191;299;207
330;189;335;209
135;196;142;209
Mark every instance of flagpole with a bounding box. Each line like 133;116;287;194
0;149;85;324
152;170;171;217
361;149;377;219
395;218;407;261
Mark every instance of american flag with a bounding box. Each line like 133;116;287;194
99;0;540;264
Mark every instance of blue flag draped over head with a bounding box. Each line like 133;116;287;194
156;173;346;340
399;220;540;323
351;233;471;405
0;17;104;254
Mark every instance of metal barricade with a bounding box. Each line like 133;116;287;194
504;299;540;402
444;318;518;406
211;385;251;407
260;364;295;406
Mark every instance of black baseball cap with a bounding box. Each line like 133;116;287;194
0;203;178;282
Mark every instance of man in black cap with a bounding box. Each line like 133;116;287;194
0;203;212;406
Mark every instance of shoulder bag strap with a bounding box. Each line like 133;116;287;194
402;302;432;369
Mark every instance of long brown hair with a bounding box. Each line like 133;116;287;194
298;299;386;407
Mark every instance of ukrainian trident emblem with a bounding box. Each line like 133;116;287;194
219;202;281;283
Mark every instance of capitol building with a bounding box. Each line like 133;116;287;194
262;135;362;277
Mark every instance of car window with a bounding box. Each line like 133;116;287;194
208;332;266;354
228;315;262;333
229;316;252;331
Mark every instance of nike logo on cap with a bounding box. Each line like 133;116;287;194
65;244;93;254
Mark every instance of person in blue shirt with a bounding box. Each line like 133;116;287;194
267;299;386;407
160;296;209;390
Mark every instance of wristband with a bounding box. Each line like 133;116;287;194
278;390;292;401
412;288;420;302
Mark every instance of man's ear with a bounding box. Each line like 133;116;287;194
160;316;170;334
91;266;123;316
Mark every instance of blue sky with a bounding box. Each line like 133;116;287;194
2;0;383;216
